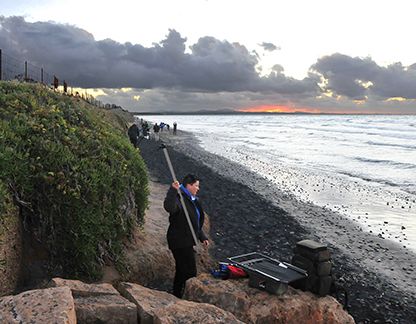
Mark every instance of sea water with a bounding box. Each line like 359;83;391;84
142;114;416;252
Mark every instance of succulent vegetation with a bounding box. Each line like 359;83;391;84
0;81;148;279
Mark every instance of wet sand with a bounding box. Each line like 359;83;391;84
138;130;416;324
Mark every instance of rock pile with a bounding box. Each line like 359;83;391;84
0;275;354;323
184;273;354;324
118;282;242;324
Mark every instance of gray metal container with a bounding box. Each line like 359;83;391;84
228;252;308;296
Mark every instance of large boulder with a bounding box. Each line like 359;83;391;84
49;277;120;296
154;300;244;324
74;294;137;324
119;282;243;324
118;282;179;324
0;286;76;323
184;273;355;324
50;277;137;324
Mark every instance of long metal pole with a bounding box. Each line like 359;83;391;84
162;146;199;246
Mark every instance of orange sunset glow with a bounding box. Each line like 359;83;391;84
237;105;320;113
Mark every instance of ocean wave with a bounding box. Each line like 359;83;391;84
282;125;415;140
338;171;400;187
352;157;416;169
366;141;416;150
338;171;416;196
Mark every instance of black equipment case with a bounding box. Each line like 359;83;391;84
228;252;307;295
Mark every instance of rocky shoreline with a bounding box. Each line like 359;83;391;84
0;275;353;323
139;130;416;324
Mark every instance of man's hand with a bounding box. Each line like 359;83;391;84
172;181;180;190
202;240;210;247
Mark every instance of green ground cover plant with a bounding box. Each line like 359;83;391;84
0;82;148;279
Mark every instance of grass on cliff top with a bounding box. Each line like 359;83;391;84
0;81;149;279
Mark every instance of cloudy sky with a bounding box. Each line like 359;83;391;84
1;0;415;113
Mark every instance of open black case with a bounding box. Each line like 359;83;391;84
228;252;308;295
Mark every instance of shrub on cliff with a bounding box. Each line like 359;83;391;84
0;82;148;279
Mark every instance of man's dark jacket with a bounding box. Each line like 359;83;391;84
164;186;208;250
127;124;139;139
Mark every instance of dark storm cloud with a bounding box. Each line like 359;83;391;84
311;53;416;99
259;42;280;51
0;16;316;95
2;16;415;113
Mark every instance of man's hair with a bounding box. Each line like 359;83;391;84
182;174;199;186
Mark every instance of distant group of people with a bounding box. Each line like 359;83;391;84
128;118;178;147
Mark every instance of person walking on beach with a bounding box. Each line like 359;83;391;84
173;122;177;135
163;174;209;298
142;121;150;139
127;123;140;148
153;123;160;141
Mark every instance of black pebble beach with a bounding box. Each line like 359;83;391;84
138;134;416;324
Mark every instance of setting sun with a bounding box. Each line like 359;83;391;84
237;105;319;113
238;105;294;113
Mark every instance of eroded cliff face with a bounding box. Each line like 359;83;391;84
0;192;22;297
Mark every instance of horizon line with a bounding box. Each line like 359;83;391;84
131;111;416;116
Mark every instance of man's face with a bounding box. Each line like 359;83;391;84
186;180;200;196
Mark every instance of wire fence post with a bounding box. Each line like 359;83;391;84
0;48;111;109
0;49;2;80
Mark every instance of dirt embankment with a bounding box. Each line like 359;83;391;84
0;195;22;296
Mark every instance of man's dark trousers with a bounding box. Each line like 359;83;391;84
171;246;197;298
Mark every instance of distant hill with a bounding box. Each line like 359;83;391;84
135;110;313;115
